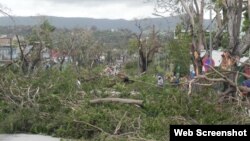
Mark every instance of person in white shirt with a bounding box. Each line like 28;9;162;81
157;75;164;87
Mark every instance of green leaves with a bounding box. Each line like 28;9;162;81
242;11;250;33
0;66;248;140
40;20;56;33
28;19;55;48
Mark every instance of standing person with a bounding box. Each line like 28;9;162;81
157;75;164;87
202;53;215;73
190;64;195;79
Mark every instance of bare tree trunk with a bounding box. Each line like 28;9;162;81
248;0;250;20
214;0;243;96
134;23;160;73
237;0;250;55
59;56;66;71
237;11;250;54
225;0;242;54
15;35;30;74
180;0;195;26
215;8;222;29
198;0;205;51
139;48;147;73
180;0;205;75
212;5;224;49
238;26;250;55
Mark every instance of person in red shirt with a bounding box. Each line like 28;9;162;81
202;53;215;73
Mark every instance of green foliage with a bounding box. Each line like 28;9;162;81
212;0;224;8
242;11;250;33
0;67;249;140
155;65;164;74
128;38;138;55
28;19;55;48
40;20;56;33
124;61;138;74
167;38;191;76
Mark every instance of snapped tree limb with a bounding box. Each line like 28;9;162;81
90;98;143;106
188;65;250;95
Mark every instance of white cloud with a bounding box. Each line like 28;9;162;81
0;0;156;20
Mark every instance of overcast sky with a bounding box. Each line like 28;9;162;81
0;0;160;20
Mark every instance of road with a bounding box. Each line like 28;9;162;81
0;134;60;141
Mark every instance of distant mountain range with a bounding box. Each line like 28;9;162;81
0;16;211;32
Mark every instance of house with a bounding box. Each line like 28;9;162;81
0;47;18;60
50;49;72;63
0;37;17;61
0;37;11;46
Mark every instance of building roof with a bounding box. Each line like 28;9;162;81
0;38;11;47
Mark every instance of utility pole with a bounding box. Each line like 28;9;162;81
248;0;250;20
209;5;212;62
138;39;141;74
248;0;250;58
146;36;148;71
10;37;13;60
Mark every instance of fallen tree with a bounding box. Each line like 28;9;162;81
89;98;143;106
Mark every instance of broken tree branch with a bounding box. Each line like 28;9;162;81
189;65;250;96
209;65;236;87
188;79;196;96
90;98;143;106
114;111;127;135
73;119;109;135
194;75;226;82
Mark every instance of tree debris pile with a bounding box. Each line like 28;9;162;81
0;66;249;140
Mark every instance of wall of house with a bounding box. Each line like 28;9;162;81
0;47;17;60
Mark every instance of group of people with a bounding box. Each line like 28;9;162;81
205;50;250;96
157;64;188;87
196;50;237;74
